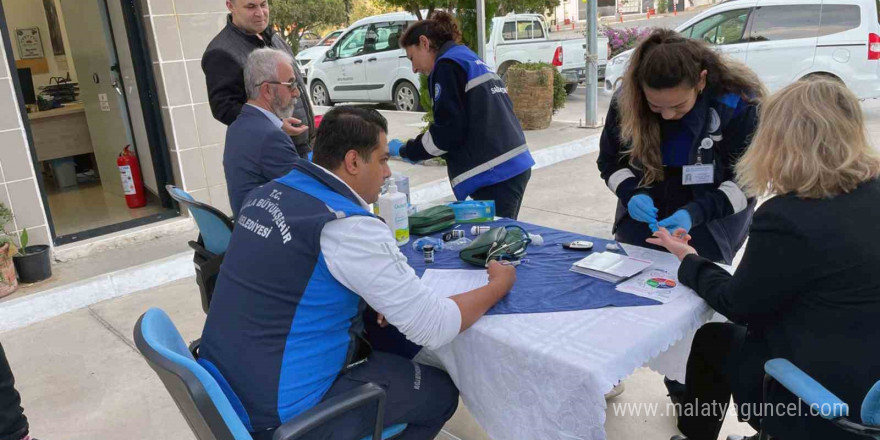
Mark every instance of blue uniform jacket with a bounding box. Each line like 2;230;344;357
597;90;759;264
199;161;372;432
401;42;534;200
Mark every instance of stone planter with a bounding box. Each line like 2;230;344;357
0;242;18;298
506;66;554;130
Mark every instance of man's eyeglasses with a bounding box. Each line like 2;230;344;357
259;81;297;92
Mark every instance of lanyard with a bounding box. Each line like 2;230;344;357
696;137;714;165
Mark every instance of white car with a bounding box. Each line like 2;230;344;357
307;12;611;111
604;0;880;99
308;12;423;111
485;13;608;94
296;29;345;80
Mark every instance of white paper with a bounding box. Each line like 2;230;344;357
421;269;489;298
616;244;694;303
572;252;653;278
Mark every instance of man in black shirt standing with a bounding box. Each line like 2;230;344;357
202;0;315;157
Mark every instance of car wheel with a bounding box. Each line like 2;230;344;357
310;80;334;107
564;83;578;95
499;62;519;85
394;82;422;112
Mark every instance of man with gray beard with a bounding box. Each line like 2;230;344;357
223;48;304;218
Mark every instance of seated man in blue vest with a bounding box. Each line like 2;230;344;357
223;47;307;218
199;106;517;440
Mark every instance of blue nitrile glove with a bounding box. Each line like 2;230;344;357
388;139;404;157
307;151;313;161
657;209;693;233
627;194;658;225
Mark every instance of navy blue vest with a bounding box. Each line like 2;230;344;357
430;44;535;199
199;161;372;432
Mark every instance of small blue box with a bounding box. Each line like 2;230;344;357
448;200;496;223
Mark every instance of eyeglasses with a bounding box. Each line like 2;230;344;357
259;81;297;92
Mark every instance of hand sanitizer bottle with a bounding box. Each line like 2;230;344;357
375;179;410;246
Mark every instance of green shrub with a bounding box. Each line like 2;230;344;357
510;62;566;113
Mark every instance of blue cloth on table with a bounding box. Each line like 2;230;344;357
400;219;661;315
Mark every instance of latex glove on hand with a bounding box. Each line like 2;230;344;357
657;209;693;234
627;194;659;226
388;139;405;157
388;138;418;164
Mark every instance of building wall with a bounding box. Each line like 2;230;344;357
140;0;232;216
0;30;53;248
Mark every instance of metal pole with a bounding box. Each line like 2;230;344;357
583;0;601;128
477;0;486;60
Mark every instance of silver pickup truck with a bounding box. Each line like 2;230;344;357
485;14;608;94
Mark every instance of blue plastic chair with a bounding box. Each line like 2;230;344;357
762;358;880;438
166;185;233;315
134;308;407;440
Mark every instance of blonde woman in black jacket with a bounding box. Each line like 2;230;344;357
650;79;880;440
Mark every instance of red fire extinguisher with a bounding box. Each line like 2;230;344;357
117;145;147;208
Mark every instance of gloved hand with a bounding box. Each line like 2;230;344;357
627;194;658;225
657;209;693;234
307;151;314;162
388;139;405;157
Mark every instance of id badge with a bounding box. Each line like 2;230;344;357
682;164;714;185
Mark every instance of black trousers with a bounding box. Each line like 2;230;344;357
0;342;27;440
677;323;765;440
469;169;531;220
255;352;459;440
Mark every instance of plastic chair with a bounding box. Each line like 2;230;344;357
762;358;880;439
134;307;407;440
166;185;233;315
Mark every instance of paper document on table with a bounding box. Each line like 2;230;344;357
421;269;489;298
615;244;692;303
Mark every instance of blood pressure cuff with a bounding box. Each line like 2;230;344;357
459;225;530;267
409;205;456;235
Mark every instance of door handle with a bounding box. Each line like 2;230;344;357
111;79;123;96
354;59;364;64
368;57;377;62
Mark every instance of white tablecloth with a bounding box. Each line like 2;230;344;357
424;281;714;440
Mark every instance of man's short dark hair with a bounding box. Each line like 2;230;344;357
313;106;388;170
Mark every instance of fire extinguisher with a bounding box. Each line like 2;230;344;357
117;145;147;208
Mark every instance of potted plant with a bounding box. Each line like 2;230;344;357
505;62;566;130
13;228;52;283
0;203;18;297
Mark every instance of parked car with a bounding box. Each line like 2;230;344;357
298;30;322;50
306;11;610;111
307;12;420;111
604;0;880;99
486;13;609;94
296;29;345;80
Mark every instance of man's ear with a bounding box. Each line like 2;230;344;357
343;150;360;175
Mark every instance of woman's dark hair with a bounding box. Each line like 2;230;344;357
312;106;388;170
398;10;462;50
618;28;766;185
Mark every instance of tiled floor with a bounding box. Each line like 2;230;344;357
45;181;166;236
